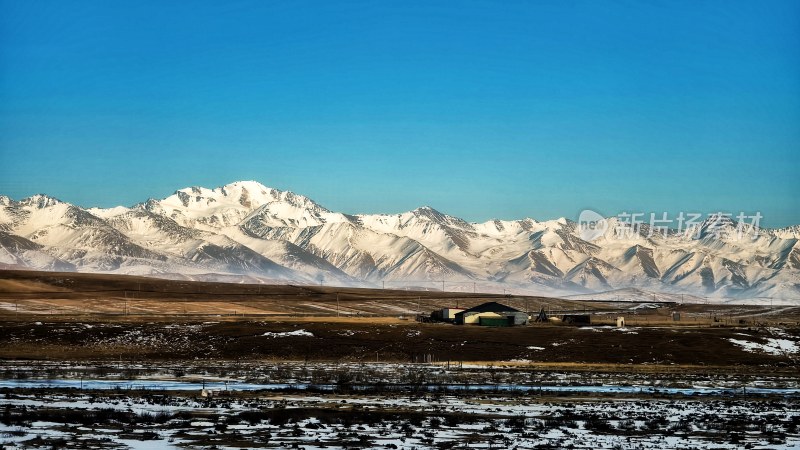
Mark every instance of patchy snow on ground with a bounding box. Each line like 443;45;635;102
630;303;661;310
262;329;314;338
729;337;799;355
578;326;639;334
3;390;799;450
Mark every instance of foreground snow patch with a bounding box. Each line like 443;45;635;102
262;329;314;338
729;338;798;355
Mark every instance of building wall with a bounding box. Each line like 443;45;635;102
479;316;512;327
461;311;503;324
456;311;529;325
442;308;464;320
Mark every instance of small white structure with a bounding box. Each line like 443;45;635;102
616;316;625;327
441;307;465;320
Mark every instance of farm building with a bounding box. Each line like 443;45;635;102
454;302;528;326
431;307;465;323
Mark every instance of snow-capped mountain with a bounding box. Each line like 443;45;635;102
1;181;798;303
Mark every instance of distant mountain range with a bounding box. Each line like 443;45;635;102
1;181;798;303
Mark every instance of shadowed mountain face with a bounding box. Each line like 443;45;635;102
0;182;798;301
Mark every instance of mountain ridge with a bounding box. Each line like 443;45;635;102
1;180;798;303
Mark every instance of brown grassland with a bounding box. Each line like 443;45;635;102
1;269;798;374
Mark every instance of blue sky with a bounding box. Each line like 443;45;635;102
1;1;798;227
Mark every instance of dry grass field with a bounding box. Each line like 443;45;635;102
2;269;798;323
0;269;575;318
1;270;799;371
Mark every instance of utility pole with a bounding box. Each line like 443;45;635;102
441;280;445;292
336;293;340;317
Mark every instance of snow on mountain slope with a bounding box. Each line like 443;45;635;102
240;200;352;231
106;209;201;249
0;192;297;277
356;207;495;278
563;257;620;290
140;181;335;231
774;225;800;240
0;231;75;271
221;227;354;283
86;206;130;219
0;195;166;271
105;209;309;280
238;218;475;281
0;181;798;302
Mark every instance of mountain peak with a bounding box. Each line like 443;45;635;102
143;181;332;231
702;213;737;227
413;205;439;213
411;206;450;221
19;194;64;209
407;206;477;232
222;180;270;191
695;213;738;238
165;181;280;211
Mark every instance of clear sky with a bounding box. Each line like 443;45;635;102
1;1;798;227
